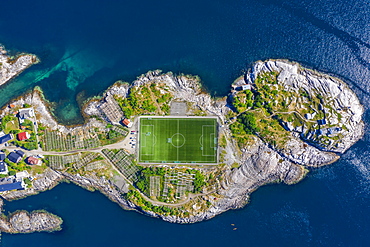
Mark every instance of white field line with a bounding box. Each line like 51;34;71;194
177;119;179;161
140;124;154;157
140;118;218;163
202;125;217;157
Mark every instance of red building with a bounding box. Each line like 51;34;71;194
26;156;41;166
121;118;133;128
17;132;30;141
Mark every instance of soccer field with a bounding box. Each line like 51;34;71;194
139;117;218;164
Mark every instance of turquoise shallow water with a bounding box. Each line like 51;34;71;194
0;0;369;246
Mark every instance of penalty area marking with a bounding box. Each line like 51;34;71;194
140;124;156;157
201;125;217;157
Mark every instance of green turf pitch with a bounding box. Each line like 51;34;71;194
139;117;218;163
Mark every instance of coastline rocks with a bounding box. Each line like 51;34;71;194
0;210;62;233
249;60;364;153
161;137;307;224
1;168;64;201
59;172;132;210
0;45;38;86
278;137;339;167
2;89;107;135
0;58;364;225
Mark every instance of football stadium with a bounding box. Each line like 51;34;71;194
138;117;218;164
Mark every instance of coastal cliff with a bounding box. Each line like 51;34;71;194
0;58;364;225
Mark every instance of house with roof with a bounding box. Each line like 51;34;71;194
18;108;35;124
7;152;22;163
0;153;5;161
241;84;251;91
0;162;8;175
0;134;13;144
121;118;133;128
26;156;42;166
0;178;25;192
16;150;25;157
17;132;30;141
16;170;29;179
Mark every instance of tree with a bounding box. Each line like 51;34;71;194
238;112;260;134
193;170;206;193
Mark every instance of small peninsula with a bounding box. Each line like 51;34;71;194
0;45;38;86
0;45;364;229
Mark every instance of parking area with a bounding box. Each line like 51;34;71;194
170;102;187;116
119;129;138;154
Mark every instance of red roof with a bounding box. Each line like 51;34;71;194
122;119;130;126
27;156;40;165
17;132;29;141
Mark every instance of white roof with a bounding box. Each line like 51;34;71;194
16;170;29;179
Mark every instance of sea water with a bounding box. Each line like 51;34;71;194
0;0;369;246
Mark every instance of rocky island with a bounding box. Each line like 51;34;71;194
0;45;364;230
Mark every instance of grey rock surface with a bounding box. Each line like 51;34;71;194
0;45;38;86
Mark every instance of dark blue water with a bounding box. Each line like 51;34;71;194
0;0;369;246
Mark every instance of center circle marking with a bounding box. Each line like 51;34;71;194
171;133;185;148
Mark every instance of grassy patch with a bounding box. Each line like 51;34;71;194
139;117;218;163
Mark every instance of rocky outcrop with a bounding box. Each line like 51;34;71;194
1;168;64;201
0;58;363;225
0;45;38;86
80;60;364;224
277;137;339;167
133;71;230;122
2;88;107;135
60;171;132;210
0;210;62;233
161;137;308;224
249;60;364;153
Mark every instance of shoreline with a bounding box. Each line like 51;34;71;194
0;44;39;88
0;56;364;226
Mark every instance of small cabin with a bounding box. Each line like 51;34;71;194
121;118;133;128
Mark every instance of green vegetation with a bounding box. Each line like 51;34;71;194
134;166;207;203
24;178;32;187
193;170;206;193
238;112;259;134
232;90;254;113
219;135;227;148
13;131;38;150
139;117;218;163
135;167;166;196
0;114;38;150
115;83;173;118
5;158;31;174
125;190;182;216
98;129;126;146
1;115;18;132
230;71;337;149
